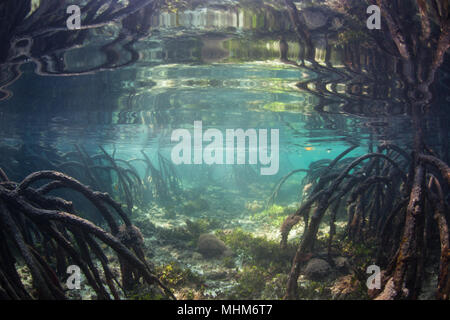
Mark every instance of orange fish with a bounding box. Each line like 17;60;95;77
304;147;314;151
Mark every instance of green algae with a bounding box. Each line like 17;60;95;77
216;228;295;272
156;261;205;288
250;204;297;227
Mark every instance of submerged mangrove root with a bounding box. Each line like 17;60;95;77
267;168;308;208
281;143;449;300
0;169;174;300
280;0;449;300
0;143;182;219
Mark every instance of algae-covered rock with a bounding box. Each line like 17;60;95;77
303;258;332;280
197;234;232;258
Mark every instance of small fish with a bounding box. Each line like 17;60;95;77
304;146;314;151
113;184;119;191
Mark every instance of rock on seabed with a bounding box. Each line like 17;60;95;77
303;258;332;280
197;233;232;258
